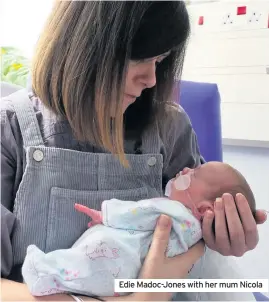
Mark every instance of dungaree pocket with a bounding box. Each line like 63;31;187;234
46;186;149;252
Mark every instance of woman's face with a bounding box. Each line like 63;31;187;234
123;51;171;113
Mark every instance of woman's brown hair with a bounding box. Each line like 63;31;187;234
32;1;190;165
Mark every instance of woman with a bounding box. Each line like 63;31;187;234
1;1;266;301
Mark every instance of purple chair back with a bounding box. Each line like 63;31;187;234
176;80;223;162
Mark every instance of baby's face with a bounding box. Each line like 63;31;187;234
169;162;232;205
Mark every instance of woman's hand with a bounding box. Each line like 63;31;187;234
202;193;267;257
129;215;205;301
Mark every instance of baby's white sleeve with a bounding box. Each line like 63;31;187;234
102;198;189;229
102;198;202;251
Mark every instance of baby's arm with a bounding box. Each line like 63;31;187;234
74;204;102;227
74;199;202;250
75;199;146;230
100;198;202;258
101;198;193;231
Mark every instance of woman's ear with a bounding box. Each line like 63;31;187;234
196;200;214;215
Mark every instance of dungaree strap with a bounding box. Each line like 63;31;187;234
10;89;44;147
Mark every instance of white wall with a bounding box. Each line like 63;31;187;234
223;145;269;296
183;1;269;146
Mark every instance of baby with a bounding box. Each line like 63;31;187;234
22;161;256;297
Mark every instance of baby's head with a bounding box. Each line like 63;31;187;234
165;161;256;220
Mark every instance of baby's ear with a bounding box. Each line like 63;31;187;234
196;200;213;215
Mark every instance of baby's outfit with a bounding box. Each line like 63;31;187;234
22;197;202;297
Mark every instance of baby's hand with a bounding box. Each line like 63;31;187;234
74;203;103;227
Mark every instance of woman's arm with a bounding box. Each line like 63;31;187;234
1;101;23;277
0;280;165;302
1;279;135;302
1;279;144;302
1;215;205;302
1;206;16;277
